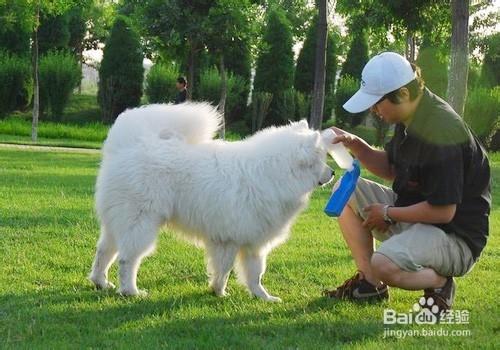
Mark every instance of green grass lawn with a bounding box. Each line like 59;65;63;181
0;147;498;349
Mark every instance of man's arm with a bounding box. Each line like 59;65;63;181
363;201;457;231
388;201;457;224
330;127;395;181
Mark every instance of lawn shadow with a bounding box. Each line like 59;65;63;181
0;287;386;348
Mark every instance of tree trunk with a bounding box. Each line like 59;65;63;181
187;42;196;101
218;55;227;139
405;30;416;62
31;2;40;142
447;0;469;116
310;0;328;130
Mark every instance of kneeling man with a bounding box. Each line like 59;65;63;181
324;52;491;313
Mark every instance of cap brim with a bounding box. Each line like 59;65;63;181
343;89;383;114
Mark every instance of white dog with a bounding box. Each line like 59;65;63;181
89;102;333;302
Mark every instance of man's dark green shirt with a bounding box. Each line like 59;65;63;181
384;87;491;260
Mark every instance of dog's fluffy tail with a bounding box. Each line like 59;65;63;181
103;102;222;154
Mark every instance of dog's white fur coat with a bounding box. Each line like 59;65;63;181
90;102;333;301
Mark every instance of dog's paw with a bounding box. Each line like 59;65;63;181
119;288;148;297
90;277;116;290
262;295;282;303
211;288;228;297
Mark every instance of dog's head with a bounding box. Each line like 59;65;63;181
289;120;334;189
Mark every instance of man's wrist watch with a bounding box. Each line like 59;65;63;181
383;205;395;225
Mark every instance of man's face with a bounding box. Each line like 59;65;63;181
176;82;185;90
369;88;412;124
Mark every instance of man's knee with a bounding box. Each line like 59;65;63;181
371;253;402;286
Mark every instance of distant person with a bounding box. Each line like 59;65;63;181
175;76;188;104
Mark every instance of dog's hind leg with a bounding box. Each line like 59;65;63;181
205;241;239;297
89;225;118;290
116;215;160;297
236;247;281;302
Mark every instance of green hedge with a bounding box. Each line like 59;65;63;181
145;63;180;103
0;53;33;117
39;51;81;121
334;75;366;128
196;67;247;123
464;87;500;145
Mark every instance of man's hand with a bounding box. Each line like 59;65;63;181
363;203;390;232
330;127;363;155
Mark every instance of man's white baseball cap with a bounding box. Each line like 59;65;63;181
343;52;416;113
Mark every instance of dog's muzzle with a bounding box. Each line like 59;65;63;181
319;167;335;186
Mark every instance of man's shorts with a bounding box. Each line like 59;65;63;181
346;178;475;277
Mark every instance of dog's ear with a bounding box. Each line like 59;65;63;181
297;131;320;166
298;120;309;129
291;119;309;130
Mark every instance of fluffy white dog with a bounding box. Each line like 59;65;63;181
90;102;333;302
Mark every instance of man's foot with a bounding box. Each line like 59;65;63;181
422;277;456;313
323;271;389;302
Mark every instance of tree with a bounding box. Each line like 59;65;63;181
253;8;295;126
294;15;337;123
446;0;469;116
38;11;70;54
480;32;500;88
378;0;436;62
339;30;369;82
97;16;144;123
263;0;315;41
416;44;448;97
309;0;328;130
0;0;31;56
121;0;216;100
205;0;256;138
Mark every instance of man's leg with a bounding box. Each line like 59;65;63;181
371;253;446;290
338;204;381;287
370;224;475;311
325;178;395;300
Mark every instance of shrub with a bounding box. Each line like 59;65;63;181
145;63;179;103
98;16;144;123
253;8;294;126
294;15;337;122
486;119;500;151
464;87;500;145
334;75;366;128
295;91;310;121
340;30;369;82
274;88;296;123
416;46;448;97
0;53;33;117
480;32;500;88
39;51;81;121
196;67;248;123
249;92;273;133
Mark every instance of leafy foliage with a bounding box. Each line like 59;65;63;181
97;16;144;123
39;50;81;120
253;8;294;126
340;31;369;82
0;53;33;117
294;15;338;122
145;63;180;104
334;75;366;128
416;45;448;97
480;32;500;88
464;87;500;146
196;67;248;123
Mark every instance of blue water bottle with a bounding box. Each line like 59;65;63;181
324;159;361;217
